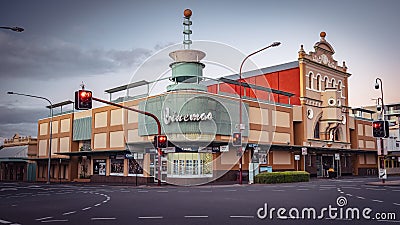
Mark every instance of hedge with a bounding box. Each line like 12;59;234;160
255;171;310;184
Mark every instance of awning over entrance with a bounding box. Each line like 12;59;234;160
0;145;28;162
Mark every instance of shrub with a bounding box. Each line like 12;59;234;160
255;171;310;184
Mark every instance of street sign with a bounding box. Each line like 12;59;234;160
301;147;307;155
335;153;340;161
294;155;300;161
379;169;387;179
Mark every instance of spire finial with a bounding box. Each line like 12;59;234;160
183;9;193;49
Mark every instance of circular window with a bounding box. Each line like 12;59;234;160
307;108;314;119
328;98;336;106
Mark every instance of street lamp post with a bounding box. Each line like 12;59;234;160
7;92;53;184
0;26;24;32
375;78;386;184
238;42;281;185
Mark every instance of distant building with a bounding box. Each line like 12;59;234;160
0;133;37;181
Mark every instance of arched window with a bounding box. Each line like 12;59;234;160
308;72;313;89
316;75;321;91
337;80;342;91
314;121;320;139
324;77;329;90
331;78;336;88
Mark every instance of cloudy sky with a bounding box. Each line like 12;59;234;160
1;0;399;143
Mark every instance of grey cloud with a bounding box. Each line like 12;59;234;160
0;105;48;124
0;32;156;80
0;123;38;141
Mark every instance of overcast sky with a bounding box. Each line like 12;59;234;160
1;0;399;143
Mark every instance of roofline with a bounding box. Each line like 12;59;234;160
203;61;299;86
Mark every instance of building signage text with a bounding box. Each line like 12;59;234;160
163;107;213;125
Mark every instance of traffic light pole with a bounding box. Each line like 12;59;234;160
380;138;385;184
92;97;162;186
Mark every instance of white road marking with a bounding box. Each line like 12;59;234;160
200;190;212;192
372;199;384;203
0;219;11;224
184;215;209;218
296;189;309;191
91;218;116;220
230;215;255;218
366;188;386;191
273;190;284;192
36;217;53;221
41;220;68;223
393;203;400;206
225;190;237;192
356;196;365;200
94;203;101;207
138;216;163;219
62;211;76;216
178;190;190;193
82;207;91;211
10;223;21;225
157;190;168;193
138;190;148;193
346;194;353;197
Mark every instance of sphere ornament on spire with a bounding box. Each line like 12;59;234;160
184;9;192;18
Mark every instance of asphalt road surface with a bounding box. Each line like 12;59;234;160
0;177;399;225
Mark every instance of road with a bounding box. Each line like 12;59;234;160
0;177;399;224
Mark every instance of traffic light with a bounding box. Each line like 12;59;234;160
232;132;242;146
154;135;168;148
372;120;389;138
75;90;92;110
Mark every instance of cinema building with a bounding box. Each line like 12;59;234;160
34;12;377;184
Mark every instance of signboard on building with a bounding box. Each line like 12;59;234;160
163;147;176;153
220;145;229;152
301;147;307;155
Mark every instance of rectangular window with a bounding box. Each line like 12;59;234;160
308;155;312;167
110;159;124;176
128;158;143;176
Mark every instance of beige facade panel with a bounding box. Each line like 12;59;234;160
52;121;59;134
357;124;364;136
94;111;108;128
220;149;239;165
110;109;123;126
364;125;372;137
358;140;364;148
272;110;290;128
74;110;92;119
249;107;268;125
127;129;139;143
359;155;365;164
293;106;303;122
366;154;376;164
272;132;291;144
365;140;375;149
110;131;125;148
273;151;291;165
51;138;58;154
349;116;355;129
60;118;71;133
59;137;70;153
94;133;107;149
127;106;139;124
249;130;269;143
39;123;48;136
38;140;47;156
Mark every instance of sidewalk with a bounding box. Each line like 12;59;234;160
367;180;400;186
